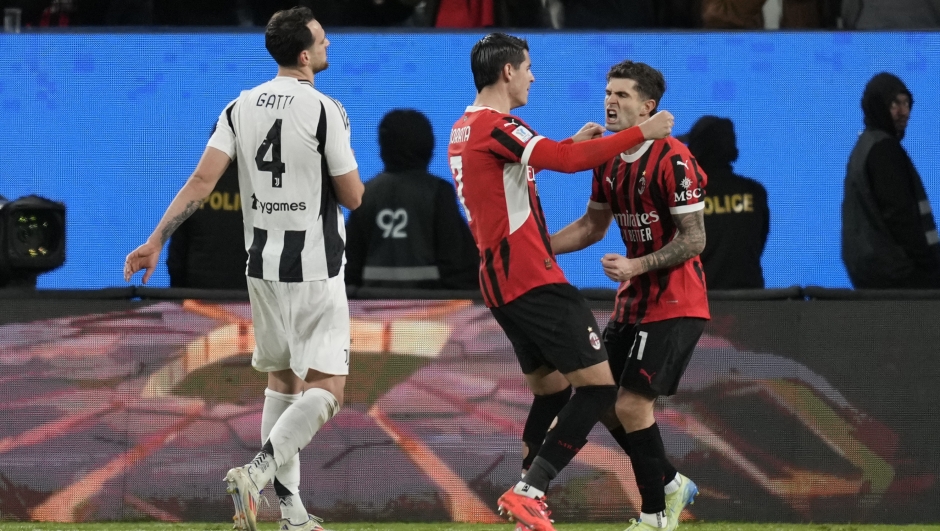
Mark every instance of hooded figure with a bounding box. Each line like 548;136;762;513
344;109;478;290
683;116;769;289
842;73;940;289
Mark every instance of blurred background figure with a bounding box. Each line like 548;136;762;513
167;160;248;290
345;109;478;290
683;116;769;289
701;0;838;28
560;0;656;29
842;72;940;289
841;0;940;29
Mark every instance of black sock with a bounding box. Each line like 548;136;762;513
522;386;572;472
609;424;632;455
650;422;677;485
625;425;666;514
522;384;617;492
273;477;292;498
262;439;275;457
522;456;558;494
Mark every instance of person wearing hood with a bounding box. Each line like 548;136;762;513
345;109;479;290
683;116;769;289
842;72;940;289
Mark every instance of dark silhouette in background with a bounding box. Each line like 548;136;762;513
166;162;248;290
842;72;940;289
345;109;478;290
683;116;769;290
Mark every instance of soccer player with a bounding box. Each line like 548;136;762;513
447;34;674;531
552;60;708;531
124;8;363;531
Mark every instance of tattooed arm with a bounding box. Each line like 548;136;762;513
124;147;231;284
600;210;706;282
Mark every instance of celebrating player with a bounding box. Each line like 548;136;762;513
447;34;674;531
124;8;363;531
552;60;708;531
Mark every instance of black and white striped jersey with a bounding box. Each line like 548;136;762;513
208;76;357;282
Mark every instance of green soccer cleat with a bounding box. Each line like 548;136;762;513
664;473;698;531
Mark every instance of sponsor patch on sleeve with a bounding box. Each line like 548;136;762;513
511;125;534;143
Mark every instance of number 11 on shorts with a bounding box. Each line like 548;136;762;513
630;330;648;360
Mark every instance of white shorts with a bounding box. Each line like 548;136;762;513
247;274;350;379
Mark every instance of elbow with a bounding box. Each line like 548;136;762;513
588;227;607;245
692;235;706;256
341;186;364;210
189;172;217;196
343;195;362;211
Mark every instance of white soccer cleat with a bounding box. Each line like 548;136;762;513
279;514;331;531
225;466;262;531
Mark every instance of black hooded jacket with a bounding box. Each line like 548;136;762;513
344;110;478;290
685;116;769;289
842;73;940;289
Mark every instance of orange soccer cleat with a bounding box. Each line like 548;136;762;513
497;487;556;531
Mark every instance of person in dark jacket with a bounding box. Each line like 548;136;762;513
345;109;478;290
166;161;248;290
683;116;769;289
842;72;940;289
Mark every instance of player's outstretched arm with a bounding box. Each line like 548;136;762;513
124;147;231;284
527;111;674;174
552;206;613;255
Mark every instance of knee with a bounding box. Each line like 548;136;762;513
614;394;643;422
599;404;620;430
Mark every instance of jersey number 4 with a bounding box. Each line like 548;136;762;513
256;119;286;188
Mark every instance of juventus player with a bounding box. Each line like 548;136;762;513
553;61;708;531
124;8;363;531
448;34;674;531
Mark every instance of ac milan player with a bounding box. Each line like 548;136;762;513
553;61;708;531
447;34;674;531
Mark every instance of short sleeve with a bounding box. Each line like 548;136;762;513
663;147;707;215
588;165;610;211
486;116;545;166
321;97;358;176
207;99;238;159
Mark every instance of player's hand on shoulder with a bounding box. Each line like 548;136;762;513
572;122;605;143
638;111;674;140
124;241;162;284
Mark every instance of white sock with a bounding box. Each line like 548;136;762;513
262;389;308;523
512;480;545;499
664;475;681;495
640;511;667;528
268;388;340;469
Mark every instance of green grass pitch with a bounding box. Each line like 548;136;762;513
0;524;939;531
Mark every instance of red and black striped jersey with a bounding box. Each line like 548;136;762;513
589;137;711;323
447;106;568;307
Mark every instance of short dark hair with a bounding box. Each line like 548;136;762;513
470;33;529;93
378;109;435;172
607;60;666;111
265;7;316;67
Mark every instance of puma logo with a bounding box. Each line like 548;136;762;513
606;176;614;188
676;160;690;169
639;368;656;384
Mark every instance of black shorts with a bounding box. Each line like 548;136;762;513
604;317;706;398
490;283;608;375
